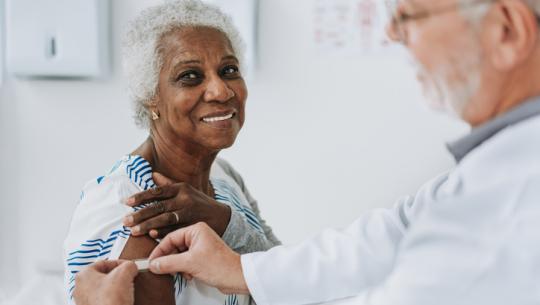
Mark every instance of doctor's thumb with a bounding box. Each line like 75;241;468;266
110;261;138;282
150;253;190;275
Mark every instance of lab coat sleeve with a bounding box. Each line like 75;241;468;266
312;204;487;305
241;196;415;305
305;178;540;305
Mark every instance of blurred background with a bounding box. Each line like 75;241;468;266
0;0;467;304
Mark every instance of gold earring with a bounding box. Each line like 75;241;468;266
151;110;160;121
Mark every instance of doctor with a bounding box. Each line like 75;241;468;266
74;0;540;304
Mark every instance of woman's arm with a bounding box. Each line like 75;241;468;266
119;236;176;305
65;174;177;305
217;158;281;253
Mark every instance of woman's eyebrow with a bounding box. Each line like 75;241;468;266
222;55;239;62
174;59;201;66
170;59;201;74
170;56;238;71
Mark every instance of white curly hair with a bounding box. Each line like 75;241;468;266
122;0;246;129
460;0;540;26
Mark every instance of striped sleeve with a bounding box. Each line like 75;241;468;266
63;174;139;302
214;158;281;253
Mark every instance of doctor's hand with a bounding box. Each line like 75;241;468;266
123;173;231;239
148;222;250;295
73;260;138;305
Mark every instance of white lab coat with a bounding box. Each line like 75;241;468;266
241;114;540;305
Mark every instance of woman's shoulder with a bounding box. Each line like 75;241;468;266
211;158;265;234
211;158;246;189
65;156;144;300
79;155;156;202
72;156;139;225
66;156;150;262
211;159;251;206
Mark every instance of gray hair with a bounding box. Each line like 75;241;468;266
460;0;540;27
122;0;246;129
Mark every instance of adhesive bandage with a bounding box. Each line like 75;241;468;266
133;259;150;272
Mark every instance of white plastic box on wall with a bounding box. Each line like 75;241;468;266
5;0;110;78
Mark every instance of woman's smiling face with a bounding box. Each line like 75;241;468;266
151;26;247;152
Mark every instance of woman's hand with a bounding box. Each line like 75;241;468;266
123;173;231;239
148;222;249;295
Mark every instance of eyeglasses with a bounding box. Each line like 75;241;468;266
386;0;540;43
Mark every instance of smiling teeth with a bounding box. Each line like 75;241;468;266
203;113;234;122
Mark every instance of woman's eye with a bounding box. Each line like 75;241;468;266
221;66;240;77
178;71;202;83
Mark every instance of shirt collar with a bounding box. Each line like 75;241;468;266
447;96;540;163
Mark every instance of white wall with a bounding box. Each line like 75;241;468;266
0;0;467;294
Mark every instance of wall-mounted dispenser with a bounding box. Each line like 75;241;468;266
5;0;110;78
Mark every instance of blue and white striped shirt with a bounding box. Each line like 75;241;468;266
64;155;260;305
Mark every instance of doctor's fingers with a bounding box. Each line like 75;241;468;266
74;261;115;293
149;252;193;275
89;260;124;274
149;227;194;260
149;226;177;239
108;261;138;283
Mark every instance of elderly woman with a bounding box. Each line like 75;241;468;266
63;1;280;305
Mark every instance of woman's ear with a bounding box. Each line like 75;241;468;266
148;94;160;107
147;97;161;121
486;0;539;70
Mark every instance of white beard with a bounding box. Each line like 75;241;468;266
413;49;482;118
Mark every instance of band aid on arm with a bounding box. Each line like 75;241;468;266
133;259;150;272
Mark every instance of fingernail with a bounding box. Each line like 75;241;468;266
125;197;135;205
150;260;160;273
132;226;140;234
123;216;134;225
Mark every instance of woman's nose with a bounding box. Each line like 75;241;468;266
204;77;235;103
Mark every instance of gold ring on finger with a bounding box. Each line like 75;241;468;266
172;211;180;224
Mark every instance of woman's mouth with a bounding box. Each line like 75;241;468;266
200;111;238;129
201;112;236;123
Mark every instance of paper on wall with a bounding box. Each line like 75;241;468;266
313;0;398;57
